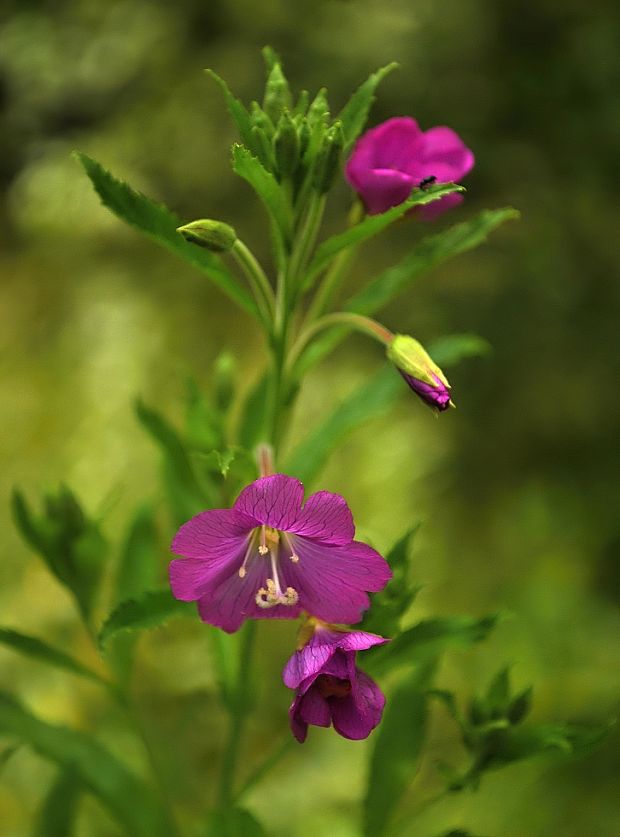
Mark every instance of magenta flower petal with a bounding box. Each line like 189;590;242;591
283;626;388;689
285;624;387;742
347;167;415;216
330;670;386;740
345;115;474;218
285;538;392;625
420;126;475;181
287;490;355;545
171;509;254;558
233;474;304;530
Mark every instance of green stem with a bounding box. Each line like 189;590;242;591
217;621;257;807
287;312;393;374
304;200;364;321
231;239;276;326
287;191;326;304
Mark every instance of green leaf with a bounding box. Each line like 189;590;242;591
484;665;512;719
0;628;108;687
115;505;161;604
365;614;500;677
231;144;291;244
361;526;421;635
0;691;174;837
0;744;19;771
262;47;292;123
305;183;464;289
348;207;520;315
238;372;270;450
206;806;266;837
339;63;398;152
98;589;192;652
363;658;437;836
427;333;492;367
75;153;257;318
11;487;107;625
284;364;402;485
507;686;534;725
135;399;210;525
33;769;81;837
206;70;256;151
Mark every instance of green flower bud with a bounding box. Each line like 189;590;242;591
262;52;292;123
273;110;300;178
177;219;237;253
312;121;344;193
387;334;453;412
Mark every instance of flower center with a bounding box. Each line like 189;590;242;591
237;526;299;609
316;675;352;699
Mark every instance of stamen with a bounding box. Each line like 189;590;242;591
238;533;256;579
254;551;299;609
258;525;268;555
283;533;300;563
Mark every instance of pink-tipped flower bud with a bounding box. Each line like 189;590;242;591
387;334;453;412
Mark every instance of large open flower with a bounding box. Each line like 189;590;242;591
345;116;474;218
284;623;387;742
169;474;392;632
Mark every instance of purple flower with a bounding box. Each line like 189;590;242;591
386;334;454;413
283;623;387;742
169;474;392;633
345;116;474;218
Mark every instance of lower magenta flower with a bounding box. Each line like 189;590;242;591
283;621;387;742
345;116;474;218
169;474;392;632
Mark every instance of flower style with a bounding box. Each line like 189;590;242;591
284;622;387;742
169;474;392;633
345;116;474;218
387;333;454;412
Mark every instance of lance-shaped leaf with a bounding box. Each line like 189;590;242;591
294;208;518;378
0;628;109;688
304;183;463;289
363;658;438;836
339;62;399;152
284;364;401;485
34;769;81;837
348;207;520;315
0;692;174;837
75;153;257;318
365;614;500;677
427;333;492;367
136;399;212;525
361;526;421;635
231;145;291;248
11;486;107;625
206;70;256;151
98;589;192;652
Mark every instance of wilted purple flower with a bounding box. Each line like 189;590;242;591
283;622;387;742
387;334;454;413
169;474;392;633
345;116;474;218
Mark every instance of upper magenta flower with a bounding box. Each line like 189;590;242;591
169;474;392;633
284;621;387;742
345;116;474;218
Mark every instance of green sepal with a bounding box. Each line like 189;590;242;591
177;219;237;252
387;334;450;387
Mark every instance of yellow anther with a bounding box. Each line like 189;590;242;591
238;567;246;579
258;545;269;555
289;553;299;563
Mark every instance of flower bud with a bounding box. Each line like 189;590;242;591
387;334;453;412
312;121;344;193
177;219;237;253
273;111;300;178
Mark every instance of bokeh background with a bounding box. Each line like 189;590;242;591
1;0;619;834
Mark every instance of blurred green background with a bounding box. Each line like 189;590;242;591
1;0;619;834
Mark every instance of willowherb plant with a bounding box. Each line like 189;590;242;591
3;48;609;836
